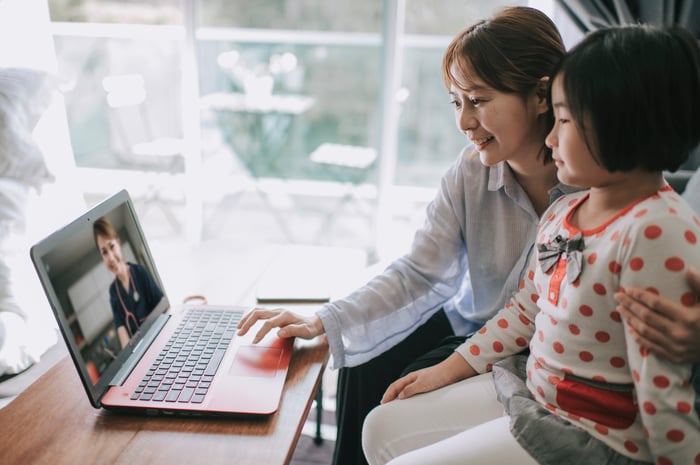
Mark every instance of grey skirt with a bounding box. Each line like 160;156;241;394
492;355;650;465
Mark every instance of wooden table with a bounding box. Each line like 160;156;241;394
0;329;328;465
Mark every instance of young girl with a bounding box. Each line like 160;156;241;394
363;24;700;465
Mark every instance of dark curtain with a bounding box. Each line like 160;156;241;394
555;0;700;36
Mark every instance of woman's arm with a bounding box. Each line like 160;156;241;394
614;267;700;364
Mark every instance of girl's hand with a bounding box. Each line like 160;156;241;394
381;352;477;403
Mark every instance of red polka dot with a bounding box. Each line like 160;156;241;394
478;327;487;334
518;314;530;325
634;208;648;218
640;346;649;357
536;283;543;294
469;345;480;356
593;283;607;295
516;337;528;347
530;293;539;303
587;253;597;265
610;230;620;241
682;292;697;307
645;287;659;295
630;257;644;271
633;370;640;382
547;213;555;222
667;429;685;442
685;230;697;244
658;457;672;465
519;279;525;290
653;375;670;388
571;277;581;287
610;311;622;323
553;341;564;353
528;269;535;280
592;375;607;382
537;386;545;397
568;198;578;206
643;401;656;414
594;424;609;435
677;401;692;414
644;225;662;239
569;324;580;335
623;236;631;247
560;298;568;309
547;375;561;385
610;357;626;368
493;341;504;353
497;318;508;329
608;260;621;274
485;363;492;371
595;331;610;343
538;330;544;342
665;257;685;272
579;351;593;362
624;440;639;453
579;305;593;317
549;316;558;326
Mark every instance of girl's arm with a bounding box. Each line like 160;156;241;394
620;215;700;463
614;267;700;364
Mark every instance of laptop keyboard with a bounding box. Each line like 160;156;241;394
130;308;243;404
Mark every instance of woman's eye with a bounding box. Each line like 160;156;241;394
469;97;483;105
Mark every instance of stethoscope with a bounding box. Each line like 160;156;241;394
114;266;143;338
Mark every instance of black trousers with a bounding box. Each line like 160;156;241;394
331;309;465;465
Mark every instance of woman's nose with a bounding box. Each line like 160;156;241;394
458;108;478;133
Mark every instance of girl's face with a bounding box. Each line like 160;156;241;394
545;75;607;187
96;235;125;276
449;64;549;167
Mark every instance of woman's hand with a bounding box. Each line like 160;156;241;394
614;267;700;364
381;352;477;404
236;307;325;343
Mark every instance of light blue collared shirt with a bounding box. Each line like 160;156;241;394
318;148;578;368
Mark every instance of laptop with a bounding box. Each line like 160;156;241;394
30;189;293;416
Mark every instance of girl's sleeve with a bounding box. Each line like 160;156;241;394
455;247;540;373
620;214;700;463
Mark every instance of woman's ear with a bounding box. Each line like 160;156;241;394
535;76;550;115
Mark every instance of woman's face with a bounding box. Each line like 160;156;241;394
449;64;548;167
545;75;605;187
96;234;125;275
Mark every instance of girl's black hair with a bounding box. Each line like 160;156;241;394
551;24;700;172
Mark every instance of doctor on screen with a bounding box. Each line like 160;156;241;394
93;216;164;348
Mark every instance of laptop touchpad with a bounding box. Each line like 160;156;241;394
228;345;283;378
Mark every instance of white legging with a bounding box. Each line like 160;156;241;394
361;373;539;465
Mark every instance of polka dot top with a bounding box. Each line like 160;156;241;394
458;186;700;464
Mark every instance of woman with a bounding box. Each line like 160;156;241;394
239;8;570;464
93;216;164;348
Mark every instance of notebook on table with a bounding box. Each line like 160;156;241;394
30;189;293;416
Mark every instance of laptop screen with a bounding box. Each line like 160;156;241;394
31;190;169;405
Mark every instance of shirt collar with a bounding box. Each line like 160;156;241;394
487;161;582;207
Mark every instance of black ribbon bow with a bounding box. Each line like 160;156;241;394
537;232;585;283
